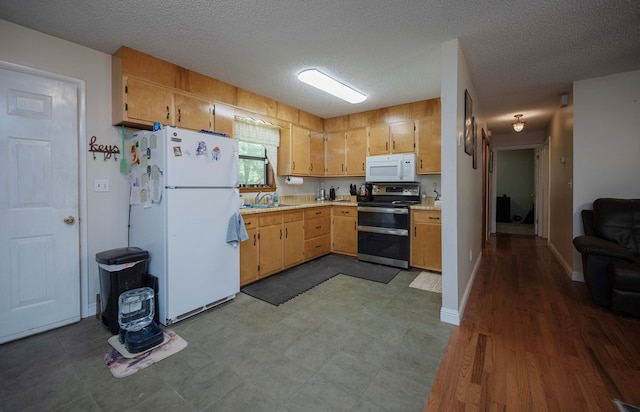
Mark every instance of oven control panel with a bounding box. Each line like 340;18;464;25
372;184;420;197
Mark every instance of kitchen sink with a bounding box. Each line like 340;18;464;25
243;203;297;209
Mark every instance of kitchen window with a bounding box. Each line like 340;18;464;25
238;141;268;187
234;116;280;192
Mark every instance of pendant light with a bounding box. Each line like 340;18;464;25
512;114;526;132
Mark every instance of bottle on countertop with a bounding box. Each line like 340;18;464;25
273;191;279;206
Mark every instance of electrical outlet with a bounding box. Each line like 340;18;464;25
94;179;110;192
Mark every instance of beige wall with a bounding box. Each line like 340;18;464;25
573;69;640;276
546;90;574;275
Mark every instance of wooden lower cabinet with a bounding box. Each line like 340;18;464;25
283;211;305;268
332;206;357;256
258;213;284;278
304;208;331;260
241;206;350;286
410;210;442;272
240;216;259;286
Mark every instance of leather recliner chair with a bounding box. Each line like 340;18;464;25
573;198;640;316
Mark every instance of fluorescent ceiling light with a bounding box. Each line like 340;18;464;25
297;69;366;104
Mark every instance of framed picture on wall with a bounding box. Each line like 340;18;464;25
464;89;473;156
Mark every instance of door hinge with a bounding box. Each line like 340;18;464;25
124;85;128;94
125;103;128;112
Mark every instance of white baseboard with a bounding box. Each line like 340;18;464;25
572;271;584;282
439;255;482;326
440;307;460;325
548;241;573;277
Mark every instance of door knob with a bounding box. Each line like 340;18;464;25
63;216;75;224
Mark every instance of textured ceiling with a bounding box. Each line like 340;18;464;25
1;0;639;134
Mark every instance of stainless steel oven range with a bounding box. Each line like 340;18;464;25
357;184;420;269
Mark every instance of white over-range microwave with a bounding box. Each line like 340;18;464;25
365;153;417;183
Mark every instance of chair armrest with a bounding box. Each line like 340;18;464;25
573;235;635;261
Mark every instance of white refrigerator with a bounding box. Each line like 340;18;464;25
127;126;240;325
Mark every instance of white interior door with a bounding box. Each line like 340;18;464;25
0;67;80;344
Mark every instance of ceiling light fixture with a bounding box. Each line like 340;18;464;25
297;69;366;104
512;114;526;132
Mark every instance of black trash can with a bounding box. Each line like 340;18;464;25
96;247;149;335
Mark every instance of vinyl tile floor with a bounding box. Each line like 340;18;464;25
0;271;452;412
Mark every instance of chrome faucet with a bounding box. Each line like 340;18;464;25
255;192;273;206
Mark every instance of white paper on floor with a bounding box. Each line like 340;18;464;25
409;271;442;293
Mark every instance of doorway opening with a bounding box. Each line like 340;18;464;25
493;147;544;236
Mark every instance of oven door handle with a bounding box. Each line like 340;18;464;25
357;225;409;236
357;206;409;214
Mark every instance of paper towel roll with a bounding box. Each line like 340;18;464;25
285;176;304;185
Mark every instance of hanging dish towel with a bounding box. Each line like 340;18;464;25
226;212;249;247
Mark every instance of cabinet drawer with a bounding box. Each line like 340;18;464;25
304;207;330;219
243;215;259;229
259;213;283;227
304;235;331;259
305;216;331;239
332;206;356;217
283;211;304;223
412;211;441;224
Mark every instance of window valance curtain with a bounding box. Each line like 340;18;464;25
234;116;280;147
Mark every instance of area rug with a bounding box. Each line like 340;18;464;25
409;271;442;293
104;329;187;378
241;254;401;306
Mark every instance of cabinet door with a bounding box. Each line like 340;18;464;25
367;124;390;155
174;93;212;131
284;220;305;268
213;103;234;137
125;77;173;126
309;132;325;176
259;224;283;277
390;121;415;153
277;126;292;176
411;211;442;271
332;215;357;256
291;125;310;175
345;128;366;176
325;132;346;176
416;116;441;174
240;227;259;286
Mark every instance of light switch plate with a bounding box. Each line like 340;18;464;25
94;179;110;192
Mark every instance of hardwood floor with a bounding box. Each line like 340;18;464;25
426;233;640;411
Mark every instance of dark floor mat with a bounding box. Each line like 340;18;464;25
240;254;401;306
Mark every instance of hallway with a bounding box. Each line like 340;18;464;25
426;234;640;411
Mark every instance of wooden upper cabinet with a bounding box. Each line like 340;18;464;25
345;128;366;176
117;46;179;88
367;124;390;155
277;126;292;176
416;115;441;174
390;121;415;153
325;132;346;176
121;77;173;127
174;92;212;131
213;103;234;137
290;125;310;176
309;132;325;176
